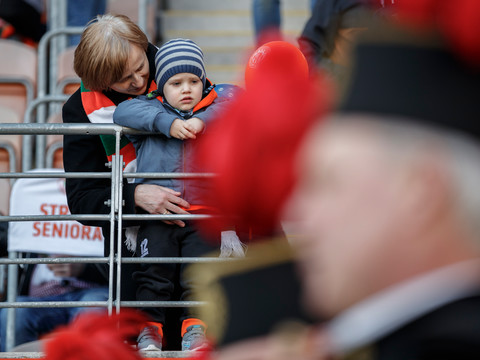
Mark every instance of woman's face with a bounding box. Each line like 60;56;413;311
110;44;149;96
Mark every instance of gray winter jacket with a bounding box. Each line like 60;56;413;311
113;82;239;205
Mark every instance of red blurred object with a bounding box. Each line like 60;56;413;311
441;0;480;63
394;0;436;26
44;310;147;360
245;40;310;90
196;41;331;237
189;345;214;360
395;0;480;64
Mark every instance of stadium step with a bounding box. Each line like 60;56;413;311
158;0;311;84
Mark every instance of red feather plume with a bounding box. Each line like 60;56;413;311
44;310;147;360
396;0;480;64
196;41;332;237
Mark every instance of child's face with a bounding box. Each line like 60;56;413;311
163;73;203;111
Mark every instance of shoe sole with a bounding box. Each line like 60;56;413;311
138;344;161;351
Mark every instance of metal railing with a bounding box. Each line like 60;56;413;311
0;122;223;352
0;1;186;355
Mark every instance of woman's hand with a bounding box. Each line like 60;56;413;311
134;184;191;227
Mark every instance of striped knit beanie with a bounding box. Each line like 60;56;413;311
155;38;206;95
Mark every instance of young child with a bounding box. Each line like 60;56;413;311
113;38;238;351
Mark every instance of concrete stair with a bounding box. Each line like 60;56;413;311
159;0;311;85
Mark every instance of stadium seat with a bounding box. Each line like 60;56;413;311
0;179;11;216
56;46;80;95
0;39;37;121
0;105;21;215
0;105;22;172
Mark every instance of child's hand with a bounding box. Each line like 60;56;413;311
185;117;205;134
170;119;198;140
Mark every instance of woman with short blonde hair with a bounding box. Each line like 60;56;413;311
74;14;149;91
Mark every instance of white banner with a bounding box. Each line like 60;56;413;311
8;169;104;256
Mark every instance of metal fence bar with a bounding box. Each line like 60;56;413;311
0;172;111;179
124;172;216;179
5;252;17;352
120;257;233;264
0;257;228;266
1;215;110;222
1;122;122;135
0;258;109;265
113;131;123;313
0;300;207;309
119;301;206;308
0;172;214;179
0;301;109;309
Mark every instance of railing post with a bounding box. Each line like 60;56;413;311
107;155;116;315
114;129;125;313
138;0;149;39
5;251;18;351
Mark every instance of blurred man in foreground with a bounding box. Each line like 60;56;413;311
213;112;480;360
211;0;480;358
291;115;480;359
